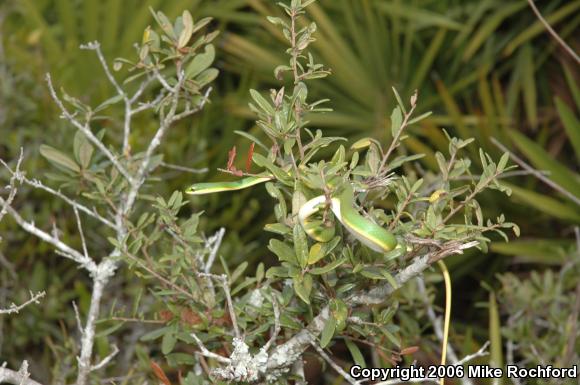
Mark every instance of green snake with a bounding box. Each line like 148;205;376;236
186;175;451;383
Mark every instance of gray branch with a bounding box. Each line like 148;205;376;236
0;361;44;385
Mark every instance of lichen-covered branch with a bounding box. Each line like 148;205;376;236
0;361;44;385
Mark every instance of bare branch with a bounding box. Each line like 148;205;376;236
1;155;114;228
0;291;45;315
310;343;359;385
197;273;240;339
122;75;211;216
0;361;43;385
0;149;23;226
352;241;478;306
20;176;115;229
45;73;133;183
0;197;96;272
374;343;489;385
72;301;83;334
131;91;166;115
160;162;208;175
527;0;579;64
124;251;197;302
455;341;490;366
75;263;116;385
80;42;134;154
204;227;225;273
491;137;580;206
263;293;281;352
73;206;90;260
80;42;127;102
190;333;232;364
91;344;119;371
379;91;418;174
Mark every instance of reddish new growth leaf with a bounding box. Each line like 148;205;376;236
226;146;243;176
158;310;174;323
180;308;202;326
227;146;237;171
150;361;172;385
246;142;255;173
400;346;419;356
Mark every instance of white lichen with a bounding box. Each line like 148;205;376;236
211;338;269;382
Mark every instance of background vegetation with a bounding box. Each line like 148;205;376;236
0;0;578;384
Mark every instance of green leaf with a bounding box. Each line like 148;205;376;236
293;274;312;304
502;182;580;223
73;130;94;169
94;94;123;112
374;2;463;30
39;144;80;172
345;339;366;368
140;326;171;341
230;261;248;285
489;292;503;370
161;330;177;355
350;137;373;150
196;68;219;87
504;1;580;56
555;97;580;161
234;130;269;152
491;239;570;265
268;239;297;265
309;257;347;275
330;298;348;331
520;44;537;129
249;89;275;115
508;130;580;200
178;10;193;48
264;223;291;235
320;316;336;348
390;106;403;138
293;224;309;269
252;153;292;185
185;44;215;79
308;236;340;265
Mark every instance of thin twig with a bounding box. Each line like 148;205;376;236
160;162;208;174
379;91;418;174
527;0;579;64
91;344;119;371
0;197;96;272
491;137;580;206
124;251;197;302
197;273;240;339
81;42;134;154
451;169;550;181
190;333;231;364
374;343;489;385
0;291;45;315
204;228;225;273
310;342;359;385
0;149;23;226
73;206;90;260
264;293;281;352
72;301;84;334
45;73;133;183
455;341;490;365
